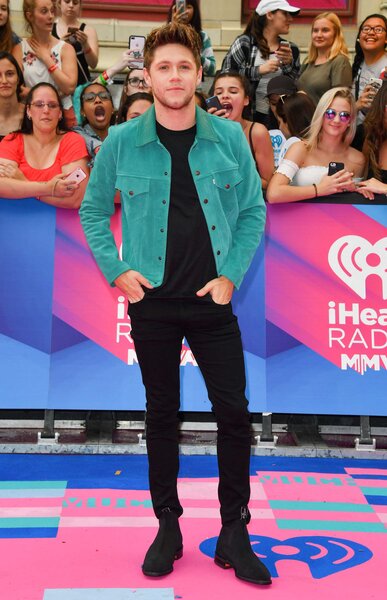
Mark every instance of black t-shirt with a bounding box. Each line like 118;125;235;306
147;122;217;299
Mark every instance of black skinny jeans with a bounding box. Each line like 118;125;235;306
128;298;252;525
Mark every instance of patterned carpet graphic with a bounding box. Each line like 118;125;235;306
0;455;386;600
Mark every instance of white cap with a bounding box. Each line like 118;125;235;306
256;0;300;16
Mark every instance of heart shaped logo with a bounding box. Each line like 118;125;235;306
200;534;372;579
328;235;387;299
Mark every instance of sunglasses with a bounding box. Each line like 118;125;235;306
83;91;112;103
30;101;60;110
324;108;351;124
127;77;149;88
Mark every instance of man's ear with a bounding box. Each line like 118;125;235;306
143;68;152;89
196;66;203;87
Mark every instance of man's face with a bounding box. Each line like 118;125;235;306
144;44;202;111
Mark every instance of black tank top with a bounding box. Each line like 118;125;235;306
52;22;91;86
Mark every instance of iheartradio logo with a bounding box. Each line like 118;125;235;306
328;236;387;299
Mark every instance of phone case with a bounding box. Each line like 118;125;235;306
205;96;222;111
129;36;145;67
176;0;186;14
67;168;87;183
328;162;344;176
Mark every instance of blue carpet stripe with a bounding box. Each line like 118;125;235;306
365;495;387;506
351;475;387;480
0;527;58;538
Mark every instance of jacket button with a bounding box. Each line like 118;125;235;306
164;171;168;176
129;191;134;196
158;256;162;261
211;225;216;230
160;228;164;233
162;199;166;204
203;199;208;204
225;184;230;189
217;250;221;255
195;170;200;175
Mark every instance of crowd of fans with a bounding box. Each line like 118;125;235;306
0;0;386;206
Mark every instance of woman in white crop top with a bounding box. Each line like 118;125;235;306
266;87;365;203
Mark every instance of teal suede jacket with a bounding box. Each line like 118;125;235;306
79;105;266;290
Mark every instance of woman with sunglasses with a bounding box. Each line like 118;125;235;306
0;82;88;207
266;87;365;203
73;81;115;167
298;12;352;105
352;14;387;123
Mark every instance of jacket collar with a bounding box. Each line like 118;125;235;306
136;104;220;146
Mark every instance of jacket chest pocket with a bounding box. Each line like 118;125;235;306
212;168;242;217
116;175;151;222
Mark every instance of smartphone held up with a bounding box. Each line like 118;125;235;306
176;0;186;15
67;26;78;44
128;35;146;69
205;95;223;111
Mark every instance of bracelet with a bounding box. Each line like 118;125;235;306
104;70;113;84
48;63;58;73
84;46;92;55
98;73;108;87
52;179;59;197
98;71;113;86
312;183;318;198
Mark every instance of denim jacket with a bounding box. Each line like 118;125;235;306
79;105;266;289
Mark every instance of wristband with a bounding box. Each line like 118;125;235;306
98;73;108;87
104;71;113;84
48;63;58;73
313;183;318;198
99;70;113;86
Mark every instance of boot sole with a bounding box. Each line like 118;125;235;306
142;547;183;577
214;554;272;586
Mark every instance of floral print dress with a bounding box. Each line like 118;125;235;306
21;39;72;109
